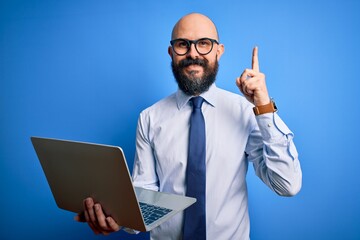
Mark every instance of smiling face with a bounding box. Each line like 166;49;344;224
169;13;225;95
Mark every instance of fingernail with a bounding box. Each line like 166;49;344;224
85;198;93;207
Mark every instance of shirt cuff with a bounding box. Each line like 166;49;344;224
255;113;293;141
123;227;140;234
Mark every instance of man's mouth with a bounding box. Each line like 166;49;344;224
184;64;203;75
185;64;203;70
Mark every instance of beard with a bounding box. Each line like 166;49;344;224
171;56;219;96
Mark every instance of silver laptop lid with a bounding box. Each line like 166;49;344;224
31;136;147;231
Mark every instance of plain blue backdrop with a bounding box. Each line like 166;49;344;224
1;0;360;239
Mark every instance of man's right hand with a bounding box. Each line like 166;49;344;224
74;197;122;235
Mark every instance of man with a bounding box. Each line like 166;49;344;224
75;13;302;239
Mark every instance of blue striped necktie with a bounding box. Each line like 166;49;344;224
183;96;206;240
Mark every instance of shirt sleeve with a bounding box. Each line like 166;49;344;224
131;111;160;191
245;112;302;196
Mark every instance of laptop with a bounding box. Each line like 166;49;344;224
30;136;196;232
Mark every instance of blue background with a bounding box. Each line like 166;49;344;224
1;0;360;239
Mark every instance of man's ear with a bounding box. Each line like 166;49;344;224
168;46;173;58
216;44;225;61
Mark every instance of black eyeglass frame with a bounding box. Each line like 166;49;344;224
170;38;219;56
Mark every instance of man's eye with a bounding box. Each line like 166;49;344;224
177;41;188;48
198;40;210;46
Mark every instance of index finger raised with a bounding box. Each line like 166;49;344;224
252;46;260;72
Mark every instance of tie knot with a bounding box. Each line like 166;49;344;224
191;97;204;109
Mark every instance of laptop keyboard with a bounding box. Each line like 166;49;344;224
139;202;173;226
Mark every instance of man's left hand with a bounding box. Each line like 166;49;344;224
236;46;271;106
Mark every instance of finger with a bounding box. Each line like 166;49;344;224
106;217;122;232
244;84;254;95
237;77;254;97
84;198;102;234
94;203;122;235
237;69;253;94
238;69;258;87
84;210;101;234
242;79;255;95
241;73;264;93
88;222;101;235
238;69;250;86
94;203;110;231
85;198;97;223
244;79;260;93
236;76;246;95
83;202;91;222
252;46;260;72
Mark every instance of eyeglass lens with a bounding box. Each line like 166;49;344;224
172;39;215;55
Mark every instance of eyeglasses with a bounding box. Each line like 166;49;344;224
170;38;219;56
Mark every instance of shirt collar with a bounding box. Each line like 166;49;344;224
176;83;218;110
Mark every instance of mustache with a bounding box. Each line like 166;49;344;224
178;57;208;68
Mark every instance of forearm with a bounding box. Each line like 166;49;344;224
132;114;160;191
248;113;302;196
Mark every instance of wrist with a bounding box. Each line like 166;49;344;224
253;99;277;115
254;96;271;107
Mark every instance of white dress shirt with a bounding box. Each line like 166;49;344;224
132;84;302;240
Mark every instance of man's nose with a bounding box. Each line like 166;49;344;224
186;43;199;58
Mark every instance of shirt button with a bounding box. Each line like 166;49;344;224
267;123;272;128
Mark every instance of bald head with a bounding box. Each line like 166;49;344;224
171;13;219;41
